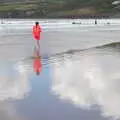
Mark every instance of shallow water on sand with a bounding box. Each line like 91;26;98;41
0;19;120;120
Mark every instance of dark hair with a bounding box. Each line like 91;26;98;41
36;71;40;76
35;22;39;25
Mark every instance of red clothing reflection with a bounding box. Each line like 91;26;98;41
33;47;42;76
34;58;42;73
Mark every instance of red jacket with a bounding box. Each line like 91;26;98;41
33;25;42;40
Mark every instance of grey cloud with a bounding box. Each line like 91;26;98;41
51;48;120;119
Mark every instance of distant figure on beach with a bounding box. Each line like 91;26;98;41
33;47;42;76
95;19;97;25
33;22;42;47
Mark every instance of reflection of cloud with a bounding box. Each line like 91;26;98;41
51;49;120;119
0;61;30;120
0;61;30;101
0;101;25;120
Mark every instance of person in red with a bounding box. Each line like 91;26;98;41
33;47;42;76
33;22;42;46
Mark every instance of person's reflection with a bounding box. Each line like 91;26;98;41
33;47;42;76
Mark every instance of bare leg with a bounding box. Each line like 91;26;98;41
37;40;40;49
34;45;40;57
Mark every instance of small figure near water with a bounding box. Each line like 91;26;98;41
32;22;42;47
95;19;97;25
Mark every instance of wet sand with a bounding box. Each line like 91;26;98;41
0;19;120;120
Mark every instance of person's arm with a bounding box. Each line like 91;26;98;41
32;26;34;34
39;26;42;32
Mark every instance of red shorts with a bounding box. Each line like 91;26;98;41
34;35;40;40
